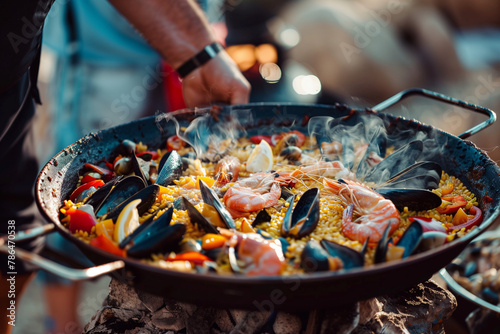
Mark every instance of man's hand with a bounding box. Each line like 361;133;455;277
182;51;250;107
109;0;250;107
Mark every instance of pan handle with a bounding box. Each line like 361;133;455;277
0;225;125;280
371;88;497;139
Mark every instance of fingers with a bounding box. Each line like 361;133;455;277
182;54;250;108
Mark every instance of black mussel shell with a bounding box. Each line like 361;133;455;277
156;150;183;187
374;224;392;264
120;139;136;155
320;239;365;270
378;161;442;190
199;179;235;229
279;146;302;162
252;209;272;227
397;221;423;258
282;188;320;239
300;240;331;272
85;176;123;211
127;207;186;258
104;184;159;221
280;195;296;236
182;196;219;234
179;238;202;254
376;188;442;211
364;140;423;184
173;197;184;210
95;176;146;217
280;187;295;201
131;152;149;185
119;211;156;249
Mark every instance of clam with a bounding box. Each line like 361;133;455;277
281;188;320;239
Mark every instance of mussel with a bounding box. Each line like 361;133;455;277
126;207;186;258
94;175;146;217
281;188;320;239
182;196;219;234
375;188;442;211
363;140;424;184
156;150;183;187
374;221;423;263
199;179;235;229
300;239;365;273
104;184;160;221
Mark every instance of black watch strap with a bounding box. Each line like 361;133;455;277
176;42;224;78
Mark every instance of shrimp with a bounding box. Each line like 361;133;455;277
229;232;285;276
223;172;281;215
215;156;241;185
323;178;400;245
291;160;356;181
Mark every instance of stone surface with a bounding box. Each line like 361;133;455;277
84;279;456;334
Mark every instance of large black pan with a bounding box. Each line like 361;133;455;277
8;89;500;311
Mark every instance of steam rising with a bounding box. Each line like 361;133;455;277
157;107;447;188
307;113;446;187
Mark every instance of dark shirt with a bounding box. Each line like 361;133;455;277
0;0;55;96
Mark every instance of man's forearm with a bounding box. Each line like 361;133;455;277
108;0;217;69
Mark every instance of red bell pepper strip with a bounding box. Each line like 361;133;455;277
167;135;185;151
84;163;113;176
250;135;273;146
66;208;98;233
436;195;467;214
69;179;105;202
165;252;212;266
90;234;125;257
408;217;447;233
81;173;101;184
450;206;483;231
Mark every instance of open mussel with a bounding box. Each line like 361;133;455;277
375;188;442;211
281;188;320;239
374;221;423;263
156;150;183;187
371;160;443;211
377;161;442;190
300;239;365;273
116;139;149;185
126;207;186;258
103;184;160;221
182;197;219;234
94;175;146;217
85;176;122;209
363;140;424;184
199;179;235;229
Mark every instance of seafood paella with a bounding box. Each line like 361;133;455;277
59;114;483;276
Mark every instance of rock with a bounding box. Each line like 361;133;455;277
84;279;456;334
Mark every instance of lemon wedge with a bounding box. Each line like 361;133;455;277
113;199;141;243
246;139;273;172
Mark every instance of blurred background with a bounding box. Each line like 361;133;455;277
17;0;500;333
